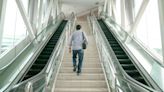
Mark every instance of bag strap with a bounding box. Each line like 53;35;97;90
82;32;85;41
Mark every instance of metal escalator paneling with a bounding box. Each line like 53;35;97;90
21;20;67;81
97;19;148;86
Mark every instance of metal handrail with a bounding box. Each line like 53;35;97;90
70;12;76;32
89;15;117;91
90;15;159;92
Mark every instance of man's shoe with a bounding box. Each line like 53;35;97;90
77;70;81;76
73;66;76;72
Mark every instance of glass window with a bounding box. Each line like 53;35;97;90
1;0;28;54
134;0;143;17
21;0;29;13
134;0;162;59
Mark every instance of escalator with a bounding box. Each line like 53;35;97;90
97;19;148;86
21;20;67;81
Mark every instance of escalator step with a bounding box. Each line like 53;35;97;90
47;43;56;46
35;59;47;64
49;40;58;43
38;55;50;59
42;48;54;51
48;41;57;44
109;41;118;44
110;44;120;47
114;51;126;54
31;64;45;69
41;51;52;55
134;77;147;85
27;69;41;75
111;45;121;49
112;47;123;51
116;55;129;59
118;59;132;64
121;64;136;70
36;58;47;62
125;70;141;77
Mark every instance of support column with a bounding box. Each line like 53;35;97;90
125;0;135;31
111;0;116;20
15;0;35;40
158;0;164;63
107;0;112;17
52;0;57;19
44;0;54;27
0;0;7;54
103;0;108;16
128;0;149;36
121;0;125;29
38;0;44;31
29;0;39;35
125;0;149;42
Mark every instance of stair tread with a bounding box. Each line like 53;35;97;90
56;80;107;88
55;88;108;92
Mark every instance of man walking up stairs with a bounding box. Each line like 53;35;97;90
54;20;109;92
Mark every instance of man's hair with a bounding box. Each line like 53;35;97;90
76;25;81;30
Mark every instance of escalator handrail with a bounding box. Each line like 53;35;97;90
95;18;146;88
115;74;159;92
91;15;117;77
103;17;163;91
8;19;67;92
101;18;163;92
45;22;67;79
96;18;159;92
9;21;68;91
91;15;159;92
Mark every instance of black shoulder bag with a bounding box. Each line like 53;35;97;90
82;32;87;49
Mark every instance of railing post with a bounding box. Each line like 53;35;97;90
114;77;117;92
25;82;33;92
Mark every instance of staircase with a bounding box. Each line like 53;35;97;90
54;21;109;92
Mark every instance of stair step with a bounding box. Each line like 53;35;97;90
63;58;100;62
60;68;103;73
61;62;101;67
54;88;108;92
55;80;107;88
58;73;105;80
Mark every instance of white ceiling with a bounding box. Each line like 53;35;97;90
61;0;104;17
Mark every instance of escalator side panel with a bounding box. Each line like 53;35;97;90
21;20;67;81
97;19;148;86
